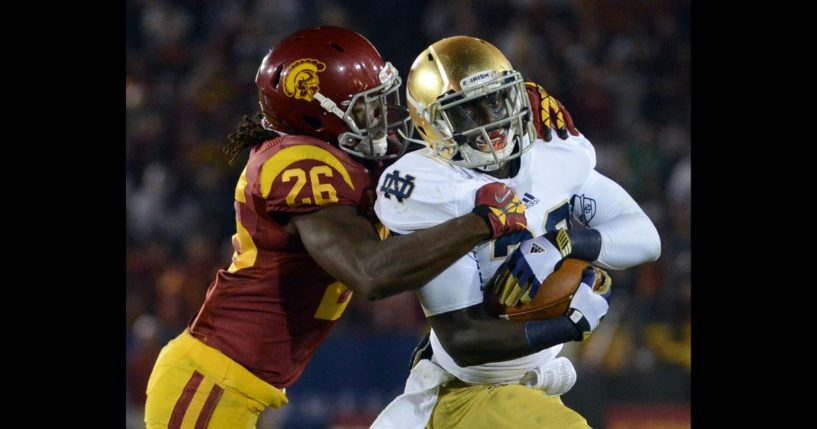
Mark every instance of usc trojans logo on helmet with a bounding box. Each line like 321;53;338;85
283;59;327;101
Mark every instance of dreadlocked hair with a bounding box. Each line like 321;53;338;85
223;113;280;165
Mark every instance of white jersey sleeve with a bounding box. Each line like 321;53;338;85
571;132;597;171
374;149;480;234
571;169;662;269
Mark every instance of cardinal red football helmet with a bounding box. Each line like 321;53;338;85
255;26;409;160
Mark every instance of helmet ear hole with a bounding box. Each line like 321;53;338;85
303;115;324;132
272;64;283;88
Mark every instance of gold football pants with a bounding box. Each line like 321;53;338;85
144;330;288;429
428;379;590;429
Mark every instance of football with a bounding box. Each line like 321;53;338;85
484;258;608;322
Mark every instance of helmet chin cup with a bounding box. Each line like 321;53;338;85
371;135;388;156
338;131;396;159
460;127;519;171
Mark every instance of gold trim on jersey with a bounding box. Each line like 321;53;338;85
542;198;570;232
227;219;258;273
376;223;390;240
314;281;353;321
235;165;249;203
259;145;356;198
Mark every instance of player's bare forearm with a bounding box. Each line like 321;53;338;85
293;205;491;300
430;304;577;367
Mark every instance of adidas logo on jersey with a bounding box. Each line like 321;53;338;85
521;192;539;208
529;242;547;254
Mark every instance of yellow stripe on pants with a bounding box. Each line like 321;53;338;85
145;331;288;429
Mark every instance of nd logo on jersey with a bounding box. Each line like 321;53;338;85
380;170;415;202
283;59;327;101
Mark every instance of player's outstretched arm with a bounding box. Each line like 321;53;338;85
292;183;526;300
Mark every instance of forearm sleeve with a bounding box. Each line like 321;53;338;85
524;316;582;351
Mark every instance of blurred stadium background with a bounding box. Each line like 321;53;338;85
126;1;690;428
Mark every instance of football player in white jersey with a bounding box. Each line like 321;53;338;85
371;36;661;429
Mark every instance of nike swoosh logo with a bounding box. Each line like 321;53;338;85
495;189;512;204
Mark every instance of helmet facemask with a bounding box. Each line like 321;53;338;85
312;62;410;161
421;70;533;171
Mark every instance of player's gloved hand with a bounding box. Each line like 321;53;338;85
525;81;579;141
472;182;527;239
567;266;612;340
490;233;566;307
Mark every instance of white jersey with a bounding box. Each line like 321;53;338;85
374;132;658;383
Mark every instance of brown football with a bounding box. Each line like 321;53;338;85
484;258;606;322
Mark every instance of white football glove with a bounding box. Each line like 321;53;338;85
567;268;612;339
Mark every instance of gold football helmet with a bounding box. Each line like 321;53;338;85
404;36;535;170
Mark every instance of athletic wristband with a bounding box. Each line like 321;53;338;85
524;316;583;352
545;229;601;261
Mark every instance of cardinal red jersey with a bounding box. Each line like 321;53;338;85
189;135;374;388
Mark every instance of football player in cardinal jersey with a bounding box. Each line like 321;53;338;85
142;26;583;429
372;36;661;429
